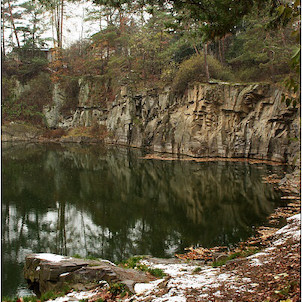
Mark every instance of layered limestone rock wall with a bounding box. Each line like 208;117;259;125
56;81;299;164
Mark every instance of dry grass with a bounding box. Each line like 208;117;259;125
64;125;108;139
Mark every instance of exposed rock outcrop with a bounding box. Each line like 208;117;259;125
57;82;299;165
24;254;152;296
108;84;299;163
43;83;66;128
4;80;299;165
1;122;43;141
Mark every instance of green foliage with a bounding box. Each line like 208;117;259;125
38;287;71;302
212;258;228;268
40;291;57;302
147;268;166;278
226;6;296;82
3;54;49;82
22;297;38;302
274;281;299;299
120;256;144;268
120;256;165;278
193;267;202;273
59;76;80;115
1;76;17;102
212;249;259;267
19;57;49;82
2;72;52;124
3;0;299;127
2;296;19;302
109;283;129;296
172;54;234;94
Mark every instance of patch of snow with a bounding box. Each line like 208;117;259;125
213;290;222;297
249;258;262;266
66;291;97;300
59;272;70;277
217;272;231;282
35;253;69;262
100;259;116;266
135;279;165;294
242;278;252;283
265;247;276;252
46;213;302;302
49;289;99;302
293;230;301;240
247;252;267;259
276;225;292;235
141;261;196;277
287;214;301;222
273;238;285;246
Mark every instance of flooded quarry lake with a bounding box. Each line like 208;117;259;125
2;143;288;297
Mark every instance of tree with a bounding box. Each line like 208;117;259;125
226;4;296;82
18;0;49;49
91;0;261;82
269;0;301;106
1;0;22;51
39;0;65;48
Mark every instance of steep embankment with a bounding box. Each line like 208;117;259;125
55;81;300;165
2;81;300;166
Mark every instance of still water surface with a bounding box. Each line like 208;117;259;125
2;143;287;297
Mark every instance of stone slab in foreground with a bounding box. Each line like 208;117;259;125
24;254;152;295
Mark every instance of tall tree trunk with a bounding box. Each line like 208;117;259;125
51;10;56;47
7;0;20;48
218;39;223;63
222;36;225;62
1;5;5;57
32;12;36;56
60;0;64;48
56;4;60;47
280;29;286;46
193;43;200;55
204;42;210;82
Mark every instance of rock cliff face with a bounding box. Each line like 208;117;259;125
55;82;299;164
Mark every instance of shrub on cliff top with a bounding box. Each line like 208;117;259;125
172;54;234;94
2;72;52;124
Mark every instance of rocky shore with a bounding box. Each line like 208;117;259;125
22;212;300;302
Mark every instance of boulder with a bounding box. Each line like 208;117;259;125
24;253;152;296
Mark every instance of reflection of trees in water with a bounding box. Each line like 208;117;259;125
2;143;286;296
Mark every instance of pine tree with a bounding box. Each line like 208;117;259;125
18;0;48;49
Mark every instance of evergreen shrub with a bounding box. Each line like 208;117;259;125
172;54;234;94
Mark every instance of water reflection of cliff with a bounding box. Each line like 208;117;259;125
2;142;286;296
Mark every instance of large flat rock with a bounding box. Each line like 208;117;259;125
24;253;152;295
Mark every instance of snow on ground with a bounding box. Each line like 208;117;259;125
128;213;301;301
34;253;71;262
45;214;300;302
130;261;248;301
48;289;101;302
